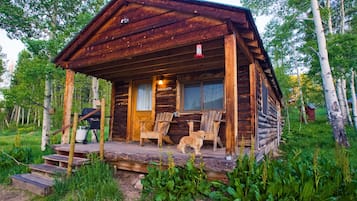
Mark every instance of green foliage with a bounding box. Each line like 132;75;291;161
141;107;357;200
141;154;211;201
0;134;33;184
48;157;123;201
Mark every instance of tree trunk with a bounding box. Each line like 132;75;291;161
350;71;357;129
311;0;349;146
16;106;20;126
340;0;345;34
41;75;52;151
91;77;99;142
21;107;25;125
297;67;307;124
26;108;31;125
342;79;352;125
336;79;347;124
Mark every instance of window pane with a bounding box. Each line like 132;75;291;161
262;83;268;114
184;84;201;111
203;82;223;110
136;83;152;111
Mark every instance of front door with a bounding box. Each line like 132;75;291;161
131;80;154;141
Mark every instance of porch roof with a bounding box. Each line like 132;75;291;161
53;0;282;100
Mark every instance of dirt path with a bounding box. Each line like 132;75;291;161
0;171;142;201
0;185;35;201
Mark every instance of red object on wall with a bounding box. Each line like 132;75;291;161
194;43;204;58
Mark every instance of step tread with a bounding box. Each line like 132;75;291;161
53;144;98;154
43;154;89;165
30;164;67;175
11;173;53;196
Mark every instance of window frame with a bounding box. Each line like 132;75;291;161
180;79;225;112
262;81;269;115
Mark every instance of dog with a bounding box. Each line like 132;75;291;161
177;131;205;155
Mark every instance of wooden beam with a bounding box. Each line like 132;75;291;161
240;31;255;40
247;40;259;47
109;82;115;141
126;81;133;142
67;113;78;176
62;69;75;144
251;47;262;55
249;63;257;146
254;54;265;61
100;98;105;160
224;34;238;156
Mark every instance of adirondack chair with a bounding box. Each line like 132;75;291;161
187;111;224;151
140;112;174;147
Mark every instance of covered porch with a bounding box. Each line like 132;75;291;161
52;141;245;181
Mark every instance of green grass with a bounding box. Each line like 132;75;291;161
282;107;357;169
47;156;123;201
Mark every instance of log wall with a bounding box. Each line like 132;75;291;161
256;63;281;153
237;65;253;146
112;81;129;141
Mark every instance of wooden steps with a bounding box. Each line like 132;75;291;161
29;164;67;178
43;154;89;168
11;173;54;196
11;151;90;196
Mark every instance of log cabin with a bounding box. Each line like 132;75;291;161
54;0;283;174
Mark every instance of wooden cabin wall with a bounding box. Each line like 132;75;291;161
111;81;129;141
237;65;253;146
156;73;226;144
256;64;281;153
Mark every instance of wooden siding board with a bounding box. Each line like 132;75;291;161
127;0;247;24
68;23;228;69
56;0;127;63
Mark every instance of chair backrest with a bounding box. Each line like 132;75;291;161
200;111;222;134
153;112;173;135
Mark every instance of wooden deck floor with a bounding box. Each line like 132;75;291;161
53;141;238;181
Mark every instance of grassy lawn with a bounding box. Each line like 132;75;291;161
282;107;357;169
1;108;356;200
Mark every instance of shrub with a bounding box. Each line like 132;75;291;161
48;156;123;201
141;154;211;201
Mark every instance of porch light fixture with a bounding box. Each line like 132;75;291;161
194;43;204;58
157;76;164;85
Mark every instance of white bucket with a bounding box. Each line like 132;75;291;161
76;127;88;143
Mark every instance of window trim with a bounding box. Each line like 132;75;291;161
180;79;225;112
262;81;268;115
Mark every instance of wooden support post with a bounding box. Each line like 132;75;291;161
109;82;115;141
67;113;78;177
224;34;238;157
100;98;105;160
62;69;75;144
249;63;257;148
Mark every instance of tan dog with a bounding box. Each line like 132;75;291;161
177;131;205;155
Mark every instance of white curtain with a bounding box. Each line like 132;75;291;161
184;84;200;111
136;83;152;111
203;82;223;110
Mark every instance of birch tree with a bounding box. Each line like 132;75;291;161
311;0;349;146
350;71;357;129
0;0;107;149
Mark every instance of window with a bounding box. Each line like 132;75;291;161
136;83;152;111
262;83;268;114
182;81;224;111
